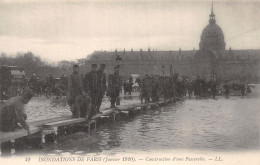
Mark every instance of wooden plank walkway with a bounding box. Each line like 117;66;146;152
43;118;86;128
0;126;40;143
29;115;72;126
91;109;115;120
0;98;175;155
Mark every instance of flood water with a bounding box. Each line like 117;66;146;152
20;85;260;155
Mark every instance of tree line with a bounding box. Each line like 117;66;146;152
0;52;76;79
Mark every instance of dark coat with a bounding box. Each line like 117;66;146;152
0;96;29;132
107;74;121;97
67;73;83;106
84;71;99;94
98;71;106;93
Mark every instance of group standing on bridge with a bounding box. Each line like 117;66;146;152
67;64;121;120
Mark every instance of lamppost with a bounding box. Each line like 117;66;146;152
115;49;122;106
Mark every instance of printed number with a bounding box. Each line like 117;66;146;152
25;157;31;162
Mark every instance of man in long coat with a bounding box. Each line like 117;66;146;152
96;64;106;113
141;74;151;103
84;64;100;116
67;64;83;117
107;66;121;108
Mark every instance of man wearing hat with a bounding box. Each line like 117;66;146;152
0;89;34;134
107;66;121;108
84;64;100;116
67;64;83;117
96;64;106;113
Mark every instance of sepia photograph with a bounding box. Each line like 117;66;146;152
0;0;260;164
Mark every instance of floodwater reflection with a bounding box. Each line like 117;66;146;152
39;85;260;155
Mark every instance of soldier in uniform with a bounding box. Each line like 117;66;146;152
107;66;121;108
67;64;83;117
151;75;159;102
96;64;106;113
84;64;100;116
141;74;151;103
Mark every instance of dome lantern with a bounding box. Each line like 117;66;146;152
209;3;216;24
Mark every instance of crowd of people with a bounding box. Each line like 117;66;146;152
26;73;68;97
137;74;252;102
138;74;185;103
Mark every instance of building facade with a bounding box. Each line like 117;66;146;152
82;5;260;82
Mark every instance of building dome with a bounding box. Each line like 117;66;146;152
199;5;226;51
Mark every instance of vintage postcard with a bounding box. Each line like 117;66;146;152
0;0;259;164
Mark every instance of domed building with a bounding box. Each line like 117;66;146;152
82;4;260;82
199;5;226;51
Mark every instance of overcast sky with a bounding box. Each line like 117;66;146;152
0;0;260;62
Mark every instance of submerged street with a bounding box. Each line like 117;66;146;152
21;85;260;156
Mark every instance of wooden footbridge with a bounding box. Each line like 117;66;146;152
0;99;176;156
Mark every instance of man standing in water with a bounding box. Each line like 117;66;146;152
0;89;34;134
